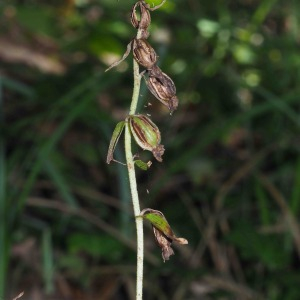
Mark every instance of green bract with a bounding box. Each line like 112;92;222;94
106;121;125;164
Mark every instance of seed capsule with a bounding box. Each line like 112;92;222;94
133;38;157;69
131;1;151;30
145;66;178;113
128;114;164;162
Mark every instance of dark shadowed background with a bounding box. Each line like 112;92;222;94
1;0;300;299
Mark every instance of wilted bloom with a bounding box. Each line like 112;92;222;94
128;114;165;162
139;208;188;262
131;1;151;30
133;38;157;69
153;227;174;262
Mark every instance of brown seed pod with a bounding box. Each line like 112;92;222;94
144;66;178;113
148;66;176;95
131;1;151;30
133;38;157;69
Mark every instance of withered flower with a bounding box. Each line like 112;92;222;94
153;227;174;262
131;1;151;30
130;0;167;39
139;208;188;262
133;38;157;69
128;114;165;162
144;65;178;113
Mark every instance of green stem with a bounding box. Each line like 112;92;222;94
126;29;144;299
129;26;143;116
125;122;144;300
129;59;142;115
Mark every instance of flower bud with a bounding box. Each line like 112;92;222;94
128;114;164;162
133;39;157;69
131;1;151;30
145;66;178;113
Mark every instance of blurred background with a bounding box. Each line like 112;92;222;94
1;0;300;299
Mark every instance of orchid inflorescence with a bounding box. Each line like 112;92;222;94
106;0;187;263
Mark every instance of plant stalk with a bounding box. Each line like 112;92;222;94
125;122;144;299
129;29;143;115
125;48;144;299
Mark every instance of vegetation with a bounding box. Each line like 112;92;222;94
1;0;300;299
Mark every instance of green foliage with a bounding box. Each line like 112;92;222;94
16;6;58;35
225;221;289;269
67;233;125;261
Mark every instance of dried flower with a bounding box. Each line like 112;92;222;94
133;38;157;69
139;208;188;262
131;1;151;30
128;114;164;162
153;227;174;262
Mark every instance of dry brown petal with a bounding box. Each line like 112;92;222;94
152;144;165;162
153;227;174;262
173;237;188;245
